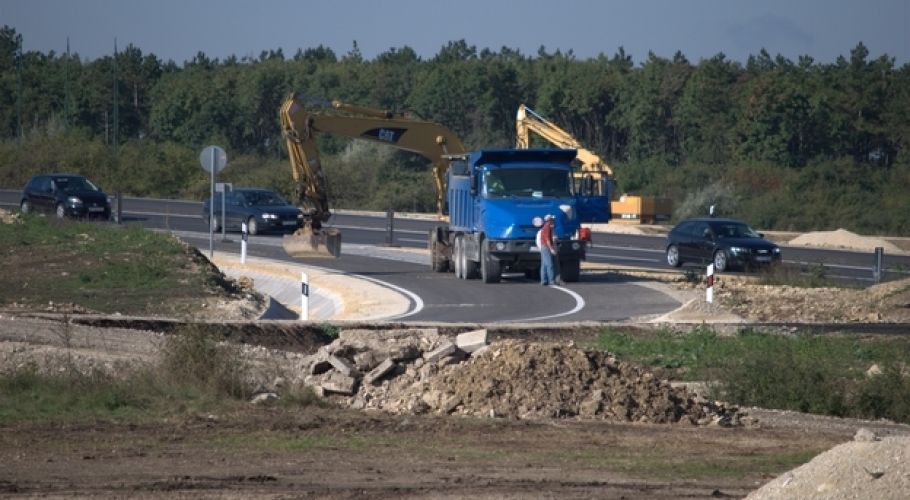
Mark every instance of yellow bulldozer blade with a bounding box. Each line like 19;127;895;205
282;227;342;258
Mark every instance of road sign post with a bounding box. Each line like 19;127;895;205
199;146;228;258
216;182;232;241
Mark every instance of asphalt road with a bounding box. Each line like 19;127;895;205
2;190;908;323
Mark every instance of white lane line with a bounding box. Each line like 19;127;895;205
592;245;666;254
500;285;585;323
587;252;663;263
351;273;425;320
332;224;427;235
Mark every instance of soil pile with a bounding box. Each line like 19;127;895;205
788;228;902;253
747;430;910;499
714;276;910;323
300;330;744;425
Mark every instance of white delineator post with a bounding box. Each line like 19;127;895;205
300;272;309;321
706;264;714;303
240;222;248;264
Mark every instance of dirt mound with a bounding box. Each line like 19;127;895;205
747;430;910;499
427;341;740;424
788;228;901;253
300;331;744;426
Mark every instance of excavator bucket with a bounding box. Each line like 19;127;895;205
282;226;342;259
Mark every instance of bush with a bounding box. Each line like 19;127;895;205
161;325;251;399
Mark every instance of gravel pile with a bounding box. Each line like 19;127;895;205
747;429;910;499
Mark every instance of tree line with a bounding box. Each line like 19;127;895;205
1;25;908;233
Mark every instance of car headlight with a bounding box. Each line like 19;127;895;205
495;242;506;251
297;213;304;219
261;213;278;220
729;246;747;254
773;247;781;254
571;242;581;250
67;196;83;206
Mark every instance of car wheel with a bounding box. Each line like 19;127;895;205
247;217;259;235
713;250;728;272
55;203;66;219
210;215;221;232
20;200;30;214
666;244;682;267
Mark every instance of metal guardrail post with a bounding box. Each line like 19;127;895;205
385;208;396;246
873;247;883;283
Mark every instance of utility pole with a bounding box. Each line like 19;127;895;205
64;37;72;127
15;34;23;142
112;38;119;153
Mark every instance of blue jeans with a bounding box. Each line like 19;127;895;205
540;249;555;285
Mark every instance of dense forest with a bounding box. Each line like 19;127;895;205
1;25;908;233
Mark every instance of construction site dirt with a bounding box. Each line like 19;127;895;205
2;316;909;499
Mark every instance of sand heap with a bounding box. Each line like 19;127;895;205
747;429;910;499
788;228;901;253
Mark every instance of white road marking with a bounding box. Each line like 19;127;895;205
500;285;586;323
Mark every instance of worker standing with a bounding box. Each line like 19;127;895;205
536;214;561;286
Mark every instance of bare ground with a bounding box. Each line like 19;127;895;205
1;316;909;499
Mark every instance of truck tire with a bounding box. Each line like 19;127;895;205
453;236;464;279
480;241;501;283
429;236;449;272
464;251;478;280
559;258;581;282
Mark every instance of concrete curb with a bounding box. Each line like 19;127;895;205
209;252;412;321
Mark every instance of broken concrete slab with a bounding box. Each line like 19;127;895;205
364;358;396;385
423;341;456;363
328;355;359;377
321;373;358;395
456;329;488;353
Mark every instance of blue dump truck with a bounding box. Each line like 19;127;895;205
428;148;612;283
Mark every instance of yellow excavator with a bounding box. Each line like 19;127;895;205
516;104;671;224
278;93;466;258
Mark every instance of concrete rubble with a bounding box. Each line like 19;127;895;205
290;327;745;426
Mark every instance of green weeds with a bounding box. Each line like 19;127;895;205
598;326;910;423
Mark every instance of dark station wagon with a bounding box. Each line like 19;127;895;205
20;173;111;220
665;217;782;272
203;188;303;235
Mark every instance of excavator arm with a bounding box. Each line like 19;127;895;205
516;104;615;186
278;93;466;258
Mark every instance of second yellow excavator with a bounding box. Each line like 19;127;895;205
278;93;466;258
516;104;671;224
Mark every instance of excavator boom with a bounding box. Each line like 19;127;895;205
279;93;466;258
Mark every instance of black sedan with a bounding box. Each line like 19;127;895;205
665;217;781;272
203;188;303;235
20;173;111;220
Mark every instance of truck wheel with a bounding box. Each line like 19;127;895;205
480;242;501;283
429;235;449;272
453;236;464;279
464;243;478;280
559;258;581;282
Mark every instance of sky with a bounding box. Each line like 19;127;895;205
3;0;909;66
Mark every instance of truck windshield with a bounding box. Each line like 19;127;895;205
484;168;571;198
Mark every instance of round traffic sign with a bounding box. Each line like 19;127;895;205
199;145;228;173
